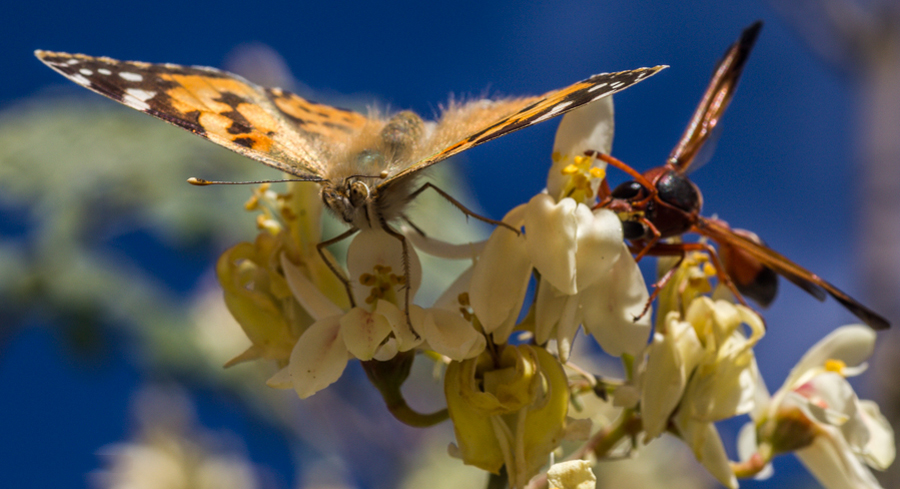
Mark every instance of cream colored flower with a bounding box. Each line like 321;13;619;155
470;96;650;359
740;325;894;489
639;294;764;489
270;229;486;398
546;460;596;489
445;344;569;489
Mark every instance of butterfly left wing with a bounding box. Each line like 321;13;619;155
35;51;371;179
381;65;667;187
666;22;762;173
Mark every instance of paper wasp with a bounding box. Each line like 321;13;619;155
590;21;889;330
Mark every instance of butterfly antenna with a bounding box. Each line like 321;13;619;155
346;171;390;180
187;176;324;186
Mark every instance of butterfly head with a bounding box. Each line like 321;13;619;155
320;177;375;226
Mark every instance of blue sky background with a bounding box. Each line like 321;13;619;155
0;1;880;487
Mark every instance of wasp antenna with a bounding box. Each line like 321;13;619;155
187;176;324;186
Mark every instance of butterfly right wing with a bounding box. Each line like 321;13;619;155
666;22;762;173
382;65;667;186
36;51;370;180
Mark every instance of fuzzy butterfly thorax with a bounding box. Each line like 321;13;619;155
319;110;426;228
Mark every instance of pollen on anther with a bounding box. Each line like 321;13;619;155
825;359;847;374
281;207;297;221
589;167;606;179
244;195;260;210
562;164;579;175
360;273;377;286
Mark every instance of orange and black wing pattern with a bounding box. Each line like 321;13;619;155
35;50;370;180
383;65;667;186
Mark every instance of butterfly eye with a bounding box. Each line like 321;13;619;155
611;181;647;200
348;181;371;207
357;150;385;170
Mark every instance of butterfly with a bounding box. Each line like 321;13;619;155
35;50;665;310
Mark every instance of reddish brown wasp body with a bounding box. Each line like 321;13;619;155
591;21;890;330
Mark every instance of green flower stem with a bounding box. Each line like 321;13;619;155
524;410;643;489
361;353;449;428
589;409;642;458
730;450;770;479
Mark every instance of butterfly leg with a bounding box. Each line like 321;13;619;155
316;228;360;308
407;182;519;234
401;215;427;237
378;218;420;340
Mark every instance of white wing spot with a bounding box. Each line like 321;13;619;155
610;81;625;89
98;68;112;75
532;100;573;124
122;97;150;111
79;69;93;76
119;72;143;82
125;88;157;102
66;59;80;65
70;74;91;86
587;82;608;93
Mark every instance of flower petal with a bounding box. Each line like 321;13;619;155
418;307;486;361
547;96;614;200
288;315;350;399
796;424;885;489
339;306;393;361
470;206;531;340
676;419;738;489
546;460;597;489
281;253;343;320
641;315;702;439
347;229;423;302
785;325;876;390
525;198;622;295
581;245;651;357
858;400;895;470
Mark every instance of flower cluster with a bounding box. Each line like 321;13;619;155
216;96;894;488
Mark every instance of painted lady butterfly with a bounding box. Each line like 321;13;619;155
36;50;664;308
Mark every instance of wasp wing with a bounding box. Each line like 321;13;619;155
667;22;762;173
698;217;889;330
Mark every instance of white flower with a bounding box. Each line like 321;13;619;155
547;95;614;204
546;460;596;489
639;297;765;489
469;96;650;359
268;229;485;399
740;325;895;489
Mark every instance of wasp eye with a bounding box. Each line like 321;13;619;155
611;181;646;200
621;220;646;240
